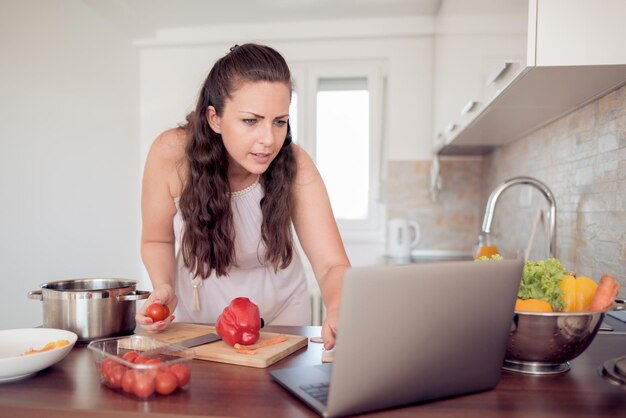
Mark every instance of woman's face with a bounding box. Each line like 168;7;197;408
207;81;291;178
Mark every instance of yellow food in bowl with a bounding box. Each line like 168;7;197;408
515;298;553;312
559;275;598;312
21;340;70;356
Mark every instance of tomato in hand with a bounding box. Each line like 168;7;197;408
155;371;178;395
145;303;170;322
169;363;191;387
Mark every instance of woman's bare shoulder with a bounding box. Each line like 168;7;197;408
145;128;188;197
291;144;321;186
150;128;188;163
292;143;315;170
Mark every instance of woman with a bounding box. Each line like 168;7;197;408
136;43;349;349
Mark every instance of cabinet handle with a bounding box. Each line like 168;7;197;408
445;123;457;134
486;61;513;86
461;100;478;115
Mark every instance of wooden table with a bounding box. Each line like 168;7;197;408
1;326;624;418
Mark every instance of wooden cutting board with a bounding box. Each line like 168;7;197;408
132;323;308;368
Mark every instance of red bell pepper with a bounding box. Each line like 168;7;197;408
216;297;261;346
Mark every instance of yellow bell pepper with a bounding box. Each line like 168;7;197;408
559;275;598;312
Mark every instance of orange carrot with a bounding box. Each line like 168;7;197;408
588;274;620;312
233;334;287;355
235;347;258;355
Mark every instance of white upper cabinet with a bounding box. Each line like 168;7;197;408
432;29;527;152
532;0;626;66
435;0;626;155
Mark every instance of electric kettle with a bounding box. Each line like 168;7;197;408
386;218;421;263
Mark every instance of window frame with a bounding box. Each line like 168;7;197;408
289;60;386;242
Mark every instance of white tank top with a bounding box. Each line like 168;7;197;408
172;179;311;326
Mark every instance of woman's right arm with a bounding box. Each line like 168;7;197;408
136;129;186;331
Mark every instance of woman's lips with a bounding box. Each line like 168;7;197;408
251;152;271;164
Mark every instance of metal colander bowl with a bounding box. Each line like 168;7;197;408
503;299;625;375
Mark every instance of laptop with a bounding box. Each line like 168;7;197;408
270;259;523;417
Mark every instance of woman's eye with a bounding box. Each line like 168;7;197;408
274;120;288;127
243;119;257;125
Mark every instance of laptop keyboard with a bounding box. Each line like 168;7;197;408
299;382;329;405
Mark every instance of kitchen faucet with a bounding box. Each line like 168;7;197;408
480;176;557;259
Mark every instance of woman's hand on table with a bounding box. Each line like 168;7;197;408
322;308;339;350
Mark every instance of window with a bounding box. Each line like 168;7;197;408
290;61;385;241
316;78;370;220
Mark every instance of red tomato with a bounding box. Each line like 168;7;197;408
155;371;178;395
121;369;136;393
133;355;151;364
122;351;139;363
143;367;158;381
145;303;170;322
132;373;156;399
100;357;116;380
107;364;126;389
169;363;191;387
145;358;162;366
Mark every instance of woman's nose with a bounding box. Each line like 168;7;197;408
258;122;276;146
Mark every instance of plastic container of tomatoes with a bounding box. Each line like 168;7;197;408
87;335;195;400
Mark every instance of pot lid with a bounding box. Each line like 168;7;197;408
41;278;137;291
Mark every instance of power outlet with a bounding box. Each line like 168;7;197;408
519;187;532;207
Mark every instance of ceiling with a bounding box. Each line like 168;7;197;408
81;0;443;37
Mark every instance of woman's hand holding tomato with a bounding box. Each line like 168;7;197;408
146;303;170;322
136;283;177;332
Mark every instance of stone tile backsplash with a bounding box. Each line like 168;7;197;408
386;85;625;291
385;158;483;252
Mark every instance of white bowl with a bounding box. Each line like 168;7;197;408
0;328;78;383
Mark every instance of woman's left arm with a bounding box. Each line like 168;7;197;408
290;145;351;350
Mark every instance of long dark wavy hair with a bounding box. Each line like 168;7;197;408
178;43;296;279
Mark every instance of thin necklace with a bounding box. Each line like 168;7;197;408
230;175;260;197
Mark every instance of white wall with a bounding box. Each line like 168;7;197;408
0;1;141;329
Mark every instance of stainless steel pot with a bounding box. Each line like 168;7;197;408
28;278;149;341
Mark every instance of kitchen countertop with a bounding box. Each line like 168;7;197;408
385;250;474;265
0;326;625;417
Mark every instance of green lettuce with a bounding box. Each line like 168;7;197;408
519;258;566;311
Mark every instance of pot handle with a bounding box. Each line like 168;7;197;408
28;290;43;301
117;290;151;302
614;298;626;311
